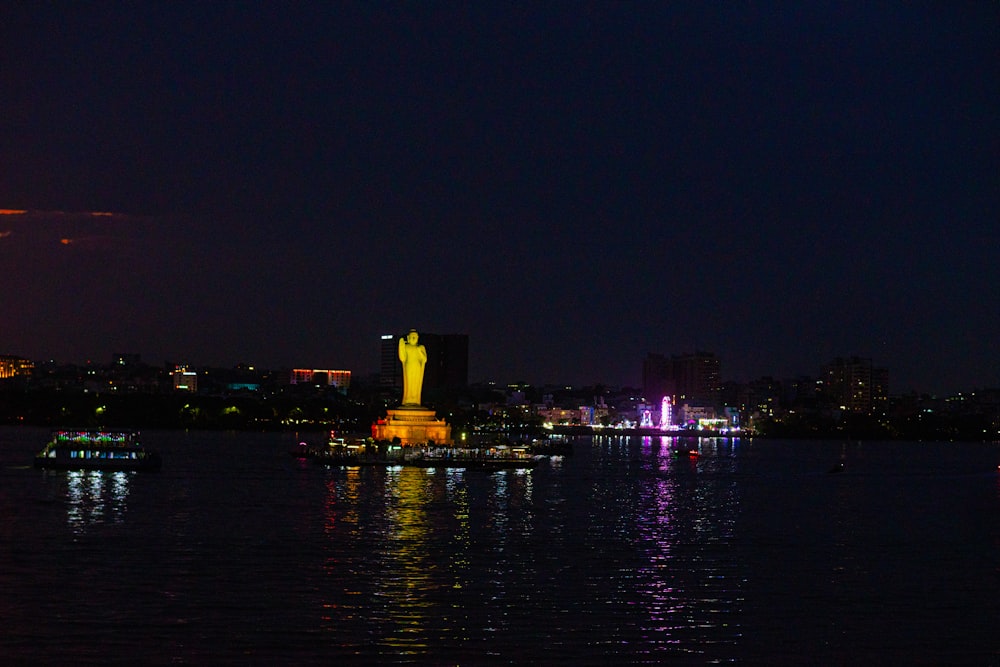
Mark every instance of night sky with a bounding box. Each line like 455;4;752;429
2;3;997;394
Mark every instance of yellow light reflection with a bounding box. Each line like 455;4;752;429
377;466;435;654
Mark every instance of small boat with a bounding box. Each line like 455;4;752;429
34;429;162;471
528;437;574;456
672;448;700;458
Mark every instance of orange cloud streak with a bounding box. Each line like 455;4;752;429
0;209;120;217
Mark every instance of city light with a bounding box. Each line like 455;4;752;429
658;396;672;430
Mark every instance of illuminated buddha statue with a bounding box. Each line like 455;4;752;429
398;329;427;407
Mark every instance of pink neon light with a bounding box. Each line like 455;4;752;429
659;396;672;430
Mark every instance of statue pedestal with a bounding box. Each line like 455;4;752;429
372;407;453;445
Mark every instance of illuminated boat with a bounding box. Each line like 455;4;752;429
34;429;162;471
314;441;538;470
672;448;700;458
401;442;538;470
527;437;574;456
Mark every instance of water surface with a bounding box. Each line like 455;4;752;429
1;428;997;664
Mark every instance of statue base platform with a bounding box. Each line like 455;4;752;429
372;407;453;445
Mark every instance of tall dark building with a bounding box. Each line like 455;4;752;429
420;333;469;391
674;351;721;405
379;334;402;389
821;356;889;414
379;332;469;397
642;353;671;401
643;351;721;406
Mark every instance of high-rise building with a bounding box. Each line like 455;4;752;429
642;351;721;406
821;356;889;414
379;334;402;389
290;369;351;393
0;355;34;379
642;353;671;401
674;351;721;405
420;333;469;391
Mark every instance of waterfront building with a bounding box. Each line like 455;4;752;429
290;368;351;393
0;355;34;379
676;403;716;428
537;406;579;425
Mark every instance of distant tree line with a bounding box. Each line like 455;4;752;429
0;386;373;432
1;379;996;441
752;410;997;441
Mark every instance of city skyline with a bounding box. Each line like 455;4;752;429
2;342;988;403
2;4;996;395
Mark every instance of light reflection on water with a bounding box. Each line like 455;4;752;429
62;470;132;531
379;466;436;654
311;434;754;662
4;429;998;664
591;434;745;661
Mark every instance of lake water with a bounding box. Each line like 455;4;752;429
1;427;998;665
